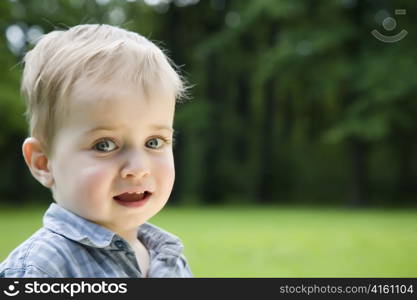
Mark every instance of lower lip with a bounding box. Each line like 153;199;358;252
113;193;151;208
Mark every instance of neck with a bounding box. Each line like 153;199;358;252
116;228;140;245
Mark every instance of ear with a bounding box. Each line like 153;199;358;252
22;137;54;188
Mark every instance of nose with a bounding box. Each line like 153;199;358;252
120;151;151;179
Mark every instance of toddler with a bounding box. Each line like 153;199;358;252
0;24;192;278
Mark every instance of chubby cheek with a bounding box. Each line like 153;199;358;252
155;155;175;202
61;160;114;218
78;165;111;201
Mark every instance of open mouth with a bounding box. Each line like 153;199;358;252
113;191;152;207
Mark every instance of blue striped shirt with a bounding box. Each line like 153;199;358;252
0;203;192;278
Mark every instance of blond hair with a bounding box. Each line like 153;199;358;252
21;24;186;156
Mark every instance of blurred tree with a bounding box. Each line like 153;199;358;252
0;0;29;202
191;0;417;206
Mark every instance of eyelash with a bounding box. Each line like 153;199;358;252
92;136;172;153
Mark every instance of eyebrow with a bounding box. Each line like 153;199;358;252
151;125;174;132
86;124;174;134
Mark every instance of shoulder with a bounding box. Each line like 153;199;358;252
0;228;83;278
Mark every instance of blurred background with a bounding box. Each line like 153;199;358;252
0;0;416;277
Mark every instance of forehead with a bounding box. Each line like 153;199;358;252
60;79;176;130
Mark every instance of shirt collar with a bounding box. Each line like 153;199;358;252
43;203;116;248
43;203;184;257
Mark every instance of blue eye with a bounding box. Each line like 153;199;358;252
146;138;165;149
94;139;118;152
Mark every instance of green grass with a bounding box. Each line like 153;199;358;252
1;204;416;277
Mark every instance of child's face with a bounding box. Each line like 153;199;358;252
48;80;176;234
